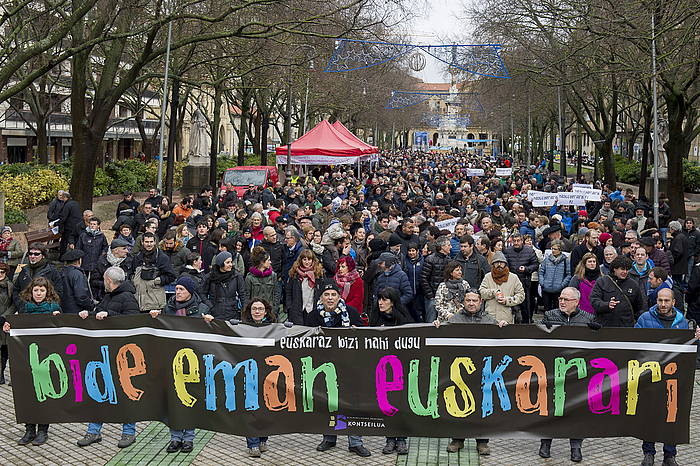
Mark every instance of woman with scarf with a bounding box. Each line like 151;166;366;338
4;276;61;446
286;250;324;325
373;287;413;456
309;280;370;457
240;298;276;457
246;213;265;249
244;247;280;317
151;276;212;454
629;246;655;293
334;256;364;319
0;226;23;280
435;261;472;322
202;251;248;321
479;251;525;324
568;252;601;314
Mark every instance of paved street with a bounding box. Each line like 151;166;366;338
0;371;698;465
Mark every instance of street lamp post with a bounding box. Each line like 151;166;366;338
156;13;173;191
652;13;660;226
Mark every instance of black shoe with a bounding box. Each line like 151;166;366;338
382;439;396;454
166;440;182;453
77;433;102;447
181;441;193;453
316;440;336;452
396;440;408;455
32;431;48;446
18;429;36;446
349;445;371;457
538;440;551;458
571;447;582;462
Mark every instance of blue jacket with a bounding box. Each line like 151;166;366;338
538;254;571;293
646;277;673;307
549;205;577;234
450;236;461;258
519;221;535;238
402;254;424;298
635;306;688;330
374;263;413;306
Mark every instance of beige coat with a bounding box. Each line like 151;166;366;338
479;272;525;324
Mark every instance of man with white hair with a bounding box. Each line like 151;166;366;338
539;286;593;463
77;266;139;448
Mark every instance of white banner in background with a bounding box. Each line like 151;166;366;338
435;217;459;232
526;191;559;207
557;192;588;206
572;186;603;202
496;167;513;177
572;183;593;189
466;168;485;177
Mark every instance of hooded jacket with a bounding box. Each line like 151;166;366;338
635;306;688;330
76;229;109;272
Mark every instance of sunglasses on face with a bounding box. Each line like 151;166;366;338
28;252;43;257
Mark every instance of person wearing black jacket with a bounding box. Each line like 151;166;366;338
590;255;646;327
311;281;370;458
186;221;218;273
76;217;109;274
134;202;159;234
373;286;413;456
59;192;82;255
261;226;286;277
59;250;94;315
76;265;139;449
114;191;140;231
178;252;207;297
569;230;604;275
132;233;177;313
13;243;64;308
668;221;689;285
202;251;248;320
453;235;490;288
539;286;590;463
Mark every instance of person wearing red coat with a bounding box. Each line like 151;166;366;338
334;256;365;323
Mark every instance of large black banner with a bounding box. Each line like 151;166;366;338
7;314;696;443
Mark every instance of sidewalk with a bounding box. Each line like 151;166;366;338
1;371;698;465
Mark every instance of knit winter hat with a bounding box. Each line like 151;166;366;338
176;276;197;296
491;251;508;264
214;251;232;268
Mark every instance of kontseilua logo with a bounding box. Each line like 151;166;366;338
329;414;385;431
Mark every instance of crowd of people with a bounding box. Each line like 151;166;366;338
1;150;699;465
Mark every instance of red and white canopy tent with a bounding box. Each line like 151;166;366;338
275;120;377;165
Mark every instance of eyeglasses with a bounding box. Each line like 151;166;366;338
28;252;43;256
559;297;577;302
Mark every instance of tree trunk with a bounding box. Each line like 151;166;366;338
576;121;583;179
260;112;269;166
663;91;689;218
548;118;555;171
601;141;616;189
35;116;49;164
208;85;222;188
237;109;247;166
165;77;180;199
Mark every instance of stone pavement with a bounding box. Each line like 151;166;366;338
0;371;698;465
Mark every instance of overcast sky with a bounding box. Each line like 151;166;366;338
406;0;467;83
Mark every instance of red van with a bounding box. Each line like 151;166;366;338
220;166;279;197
